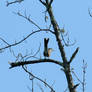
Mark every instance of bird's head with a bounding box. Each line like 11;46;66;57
48;48;54;53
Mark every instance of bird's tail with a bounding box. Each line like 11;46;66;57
44;38;49;57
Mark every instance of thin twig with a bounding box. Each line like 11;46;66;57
88;8;92;17
27;86;32;92
13;11;41;29
32;79;34;92
37;83;44;92
82;60;87;92
64;87;68;92
25;43;41;60
22;66;55;92
0;37;10;45
6;0;24;7
39;0;46;6
0;29;54;51
72;71;82;84
60;29;76;47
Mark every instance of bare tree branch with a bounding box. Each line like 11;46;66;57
69;47;79;64
39;0;46;6
27;86;32;92
49;0;53;7
72;83;80;90
9;59;63;68
32;79;34;92
64;87;68;92
6;0;24;7
0;37;10;45
82;60;87;92
22;66;55;92
25;43;41;60
60;30;76;47
71;60;87;92
88;8;92;17
0;29;54;51
37;83;44;92
13;11;41;29
72;71;82;84
47;3;67;63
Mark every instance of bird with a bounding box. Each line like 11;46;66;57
43;38;53;58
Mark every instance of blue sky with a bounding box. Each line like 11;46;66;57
0;0;92;92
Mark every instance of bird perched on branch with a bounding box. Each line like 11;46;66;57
43;38;53;58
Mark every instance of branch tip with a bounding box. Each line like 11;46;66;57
39;0;46;6
72;83;80;90
69;47;79;63
49;0;53;6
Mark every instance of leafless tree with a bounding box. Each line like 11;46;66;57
0;0;87;92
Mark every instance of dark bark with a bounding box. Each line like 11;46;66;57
9;59;63;69
43;2;77;92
